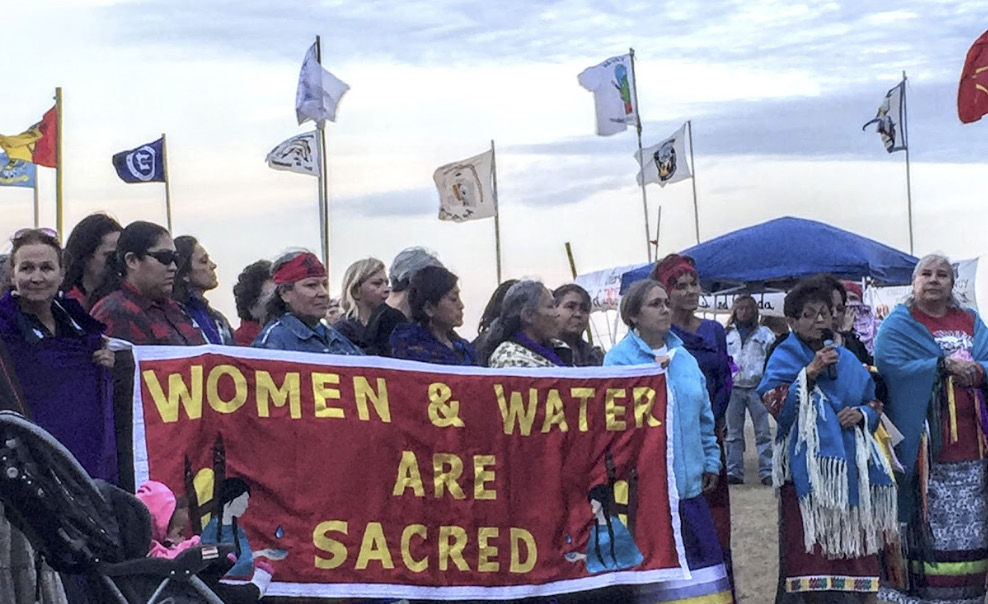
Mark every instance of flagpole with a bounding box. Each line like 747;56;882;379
653;204;662;258
687;119;700;244
564;241;595;346
901;70;914;255
491;139;503;285
315;35;331;275
55;87;63;237
32;178;40;228
629;48;652;263
161;132;174;234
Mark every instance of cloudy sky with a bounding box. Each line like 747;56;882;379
2;1;987;339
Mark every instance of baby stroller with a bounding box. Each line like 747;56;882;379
0;410;236;604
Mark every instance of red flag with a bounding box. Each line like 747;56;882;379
32;106;57;167
958;29;988;124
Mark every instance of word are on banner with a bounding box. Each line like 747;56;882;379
131;346;687;600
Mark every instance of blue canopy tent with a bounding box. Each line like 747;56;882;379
620;216;919;293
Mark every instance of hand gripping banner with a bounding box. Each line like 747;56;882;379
131;346;688;599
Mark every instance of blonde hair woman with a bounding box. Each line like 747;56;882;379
334;258;393;355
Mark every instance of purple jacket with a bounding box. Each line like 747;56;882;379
671;319;733;423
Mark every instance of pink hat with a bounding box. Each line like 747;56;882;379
135;480;177;543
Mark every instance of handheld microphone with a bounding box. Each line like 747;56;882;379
821;329;837;380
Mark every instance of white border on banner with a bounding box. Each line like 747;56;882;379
129;344;691;599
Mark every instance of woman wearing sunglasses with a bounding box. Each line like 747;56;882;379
90;221;205;346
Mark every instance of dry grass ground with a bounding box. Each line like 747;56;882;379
728;421;780;603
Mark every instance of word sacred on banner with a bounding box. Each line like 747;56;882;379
132;346;688;600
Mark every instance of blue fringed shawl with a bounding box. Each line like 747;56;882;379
873;304;988;521
758;333;897;558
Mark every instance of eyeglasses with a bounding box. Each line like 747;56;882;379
12;227;58;242
144;249;178;266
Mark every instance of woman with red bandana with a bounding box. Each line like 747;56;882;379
252;251;362;355
651;253;735;592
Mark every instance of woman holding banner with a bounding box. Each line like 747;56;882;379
390;266;477;365
759;278;894;604
875;254;988;604
0;227;121;604
604;279;732;603
0;228;117;480
252;251;362;355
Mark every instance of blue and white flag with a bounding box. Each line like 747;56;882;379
862;81;907;153
112;138;166;183
0;152;36;188
296;43;350;126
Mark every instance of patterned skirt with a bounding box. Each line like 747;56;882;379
633;496;733;604
879;459;988;604
777;483;881;595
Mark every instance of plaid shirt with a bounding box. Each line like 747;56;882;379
91;282;205;346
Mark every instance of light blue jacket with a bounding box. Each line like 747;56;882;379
252;313;363;355
604;330;721;499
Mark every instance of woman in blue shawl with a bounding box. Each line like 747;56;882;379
874;254;988;604
758;278;896;603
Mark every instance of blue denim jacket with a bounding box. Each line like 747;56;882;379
252;313;363;355
604;329;721;499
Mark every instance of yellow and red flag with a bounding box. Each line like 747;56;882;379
959;29;988;124
0;106;57;167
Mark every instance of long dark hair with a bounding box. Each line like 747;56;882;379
88;221;170;306
61;213;122;294
408;266;458;325
171;235;199;304
476;280;546;366
477;279;518;334
587;484;616;568
218;477;251;559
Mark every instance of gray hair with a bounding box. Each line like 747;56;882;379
476;280;549;365
389;247;443;292
905;253;961;309
263;250;309;322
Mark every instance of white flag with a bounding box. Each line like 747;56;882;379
295;43;350;126
433;150;496;222
266;131;320;177
862;81;906;153
577;54;638;136
635;123;691;187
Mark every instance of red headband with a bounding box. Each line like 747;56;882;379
273;253;326;285
842;280;863;300
651;254;697;290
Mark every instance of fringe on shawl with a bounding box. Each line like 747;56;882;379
774;368;898;559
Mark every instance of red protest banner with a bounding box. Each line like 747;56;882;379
132;346;686;600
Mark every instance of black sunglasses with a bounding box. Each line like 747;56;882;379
144;249;178;266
